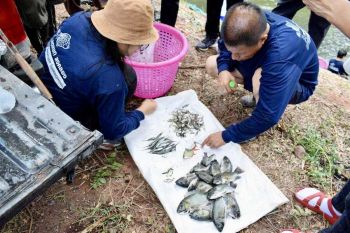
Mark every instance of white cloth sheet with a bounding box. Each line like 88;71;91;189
125;90;288;233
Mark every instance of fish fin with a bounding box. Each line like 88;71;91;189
230;182;237;189
233;166;244;174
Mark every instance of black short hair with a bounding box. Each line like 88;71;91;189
337;49;347;58
221;2;267;47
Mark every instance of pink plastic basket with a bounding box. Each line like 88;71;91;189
125;22;188;98
319;56;329;69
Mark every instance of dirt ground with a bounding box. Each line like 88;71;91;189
1;2;350;233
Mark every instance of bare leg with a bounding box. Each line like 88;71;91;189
206;55;220;78
206;55;244;84
252;68;262;103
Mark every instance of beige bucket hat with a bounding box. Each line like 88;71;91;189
91;0;159;45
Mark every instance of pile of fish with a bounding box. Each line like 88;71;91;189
176;154;244;232
168;105;204;137
145;133;177;155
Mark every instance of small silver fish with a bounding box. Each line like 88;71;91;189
221;156;233;173
213;197;226;232
146;132;162;142
177;192;210;214
207;184;235;200
146;133;177;155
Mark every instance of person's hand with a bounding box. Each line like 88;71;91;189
137;99;157;115
218;71;236;94
303;0;350;38
202;131;226;149
302;0;334;20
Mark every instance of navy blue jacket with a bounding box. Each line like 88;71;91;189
328;59;347;76
217;12;319;143
39;12;144;140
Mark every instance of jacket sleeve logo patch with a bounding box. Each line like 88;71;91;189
56;30;71;50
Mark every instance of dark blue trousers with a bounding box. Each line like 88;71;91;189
160;0;179;27
320;181;350;233
272;0;330;49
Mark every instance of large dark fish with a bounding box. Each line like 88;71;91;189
209;160;221;176
177;192;210;214
196;171;213;184
195;181;213;193
175;173;197;188
187;178;199;191
207;184;235;200
212;167;244;185
201;153;215;166
225;193;241;219
213;197;226;232
190;162;209;173
221;156;233;173
189;201;213;221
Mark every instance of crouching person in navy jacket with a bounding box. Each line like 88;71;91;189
39;0;159;149
203;2;319;148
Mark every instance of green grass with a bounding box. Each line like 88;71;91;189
297;128;339;188
91;153;123;189
78;202;132;232
288;125;339;189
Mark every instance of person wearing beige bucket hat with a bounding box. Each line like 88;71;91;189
39;0;159;149
92;0;158;49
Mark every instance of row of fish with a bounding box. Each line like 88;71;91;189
145;106;204;155
145;133;177;155
176;154;244;232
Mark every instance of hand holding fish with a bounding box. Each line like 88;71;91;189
202;131;226;148
137;99;157;115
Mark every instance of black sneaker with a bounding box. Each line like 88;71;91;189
195;36;217;51
98;139;126;151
